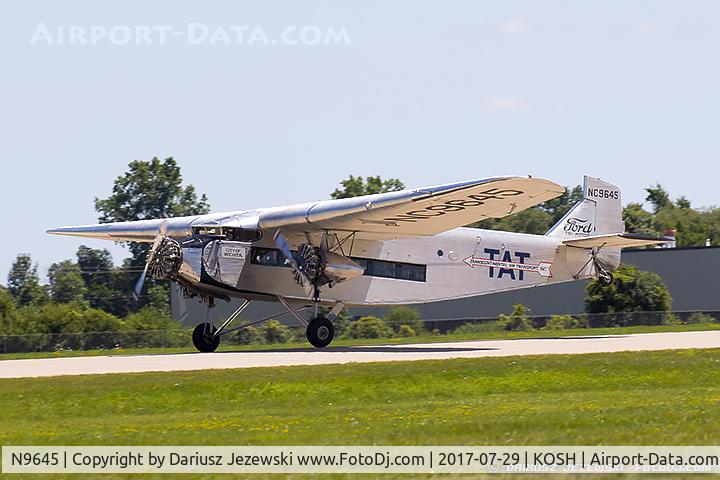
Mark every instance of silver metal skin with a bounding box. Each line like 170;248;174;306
323;252;365;285
48;175;666;311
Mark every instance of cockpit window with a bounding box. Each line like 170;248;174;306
251;248;288;266
224;229;263;242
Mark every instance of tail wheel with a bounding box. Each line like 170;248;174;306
192;322;220;353
306;317;334;348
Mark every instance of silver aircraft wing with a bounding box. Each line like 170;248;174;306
48;177;564;242
47;216;201;242
46;211;259;242
259;176;565;238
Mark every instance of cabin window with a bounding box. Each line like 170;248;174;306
248;248;426;282
396;263;426;282
351;257;426;282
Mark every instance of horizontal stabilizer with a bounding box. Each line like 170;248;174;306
562;233;668;249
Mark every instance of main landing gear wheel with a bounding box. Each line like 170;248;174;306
599;272;614;286
306;317;334;348
192;322;220;353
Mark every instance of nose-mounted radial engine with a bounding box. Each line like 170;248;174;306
133;223;255;308
134;224;365;309
132;222;365;351
146;237;183;279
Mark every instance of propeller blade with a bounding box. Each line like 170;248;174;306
273;229;294;263
133;219;169;301
273;230;314;296
132;267;148;301
146;231;163;266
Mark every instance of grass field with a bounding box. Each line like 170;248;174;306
2;348;719;445
2;322;719;361
3;346;719;478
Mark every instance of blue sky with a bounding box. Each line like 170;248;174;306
1;0;719;281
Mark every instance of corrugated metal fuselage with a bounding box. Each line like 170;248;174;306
210;227;617;306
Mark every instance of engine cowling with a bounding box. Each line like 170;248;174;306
292;243;365;288
147;237;183;279
147;236;251;307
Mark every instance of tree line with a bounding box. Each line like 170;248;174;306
473;183;720;246
1;165;715;338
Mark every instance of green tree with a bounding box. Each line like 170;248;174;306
654;206;712;247
231;325;264;345
645;184;672;213
621;184;719;247
76;245;127;316
118;305;185;347
122;306;182;331
48;260;88;304
7;254;48;306
342;316;393;339
539;185;584;224
544;314;579;330
675;196;691;209
331;175;405;199
0;288;17;333
76;246;114;285
146;284;171;317
585;264;671;313
316;305;352;337
94;157;210;311
474;185;582;234
95;157;210;262
498;303;533;331
623;203;658;237
474;208;555;235
12;302;123;335
8;302;125;351
385;306;424;334
261;320;291;344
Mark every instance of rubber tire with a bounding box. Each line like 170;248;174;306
192;323;220;353
599;272;614;286
306;317;334;348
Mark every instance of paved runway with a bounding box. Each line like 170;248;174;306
1;330;719;379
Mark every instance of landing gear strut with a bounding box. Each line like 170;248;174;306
598;269;614;286
191;296;345;352
277;296;344;349
574;244;615;287
191;299;251;353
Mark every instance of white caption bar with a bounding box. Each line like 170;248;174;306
3;446;720;474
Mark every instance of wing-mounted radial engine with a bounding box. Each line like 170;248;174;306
274;231;365;298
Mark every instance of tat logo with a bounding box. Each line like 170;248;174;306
463;248;552;280
563;217;594;236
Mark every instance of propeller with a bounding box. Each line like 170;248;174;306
133;220;169;300
273;230;316;298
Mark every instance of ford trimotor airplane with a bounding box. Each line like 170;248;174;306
48;175;665;351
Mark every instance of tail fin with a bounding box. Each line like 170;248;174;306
546;176;623;239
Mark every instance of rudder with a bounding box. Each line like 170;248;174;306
546;176;623;239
